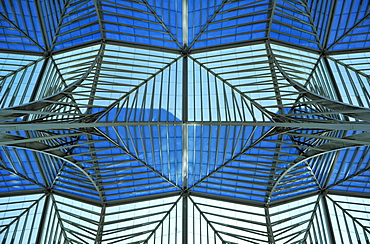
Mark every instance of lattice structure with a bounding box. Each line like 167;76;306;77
0;0;370;243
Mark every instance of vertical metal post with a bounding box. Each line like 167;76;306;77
321;193;336;244
264;204;275;244
182;54;189;189
266;42;284;114
35;0;50;51
182;0;188;47
35;193;51;244
95;204;106;244
322;56;344;103
322;0;338;49
27;57;50;104
182;193;188;244
182;0;189;243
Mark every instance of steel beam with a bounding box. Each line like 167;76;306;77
264;205;275;244
95;204;106;244
268;41;370;122
191;38;321;54
327;12;370;50
265;41;284;114
34;0;50;51
182;194;188;244
52;39;181;55
190;191;265;207
321;193;336;244
35;193;51;244
0;48;43;56
0;189;45;198
52;188;181;207
269;132;370;199
182;1;189;243
50;194;70;242
322;56;344;103
188;0;228;49
1;121;370;132
327;189;370;199
328;47;370;55
0;43;105;122
188;196;226;243
142;0;182;48
322;0;338;49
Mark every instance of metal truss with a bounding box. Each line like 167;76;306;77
0;0;370;243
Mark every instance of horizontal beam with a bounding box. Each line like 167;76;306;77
0;48;44;56
328;47;370;55
190;191;265;207
190;38;268;53
52;190;103;206
52;189;181;207
190;191;321;207
51;38;181;56
3;188;364;208
1;121;370;131
0;189;46;198
190;38;321;54
327;190;370;199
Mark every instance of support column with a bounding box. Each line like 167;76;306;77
182;0;189;243
95;204;106;244
35;193;51;244
265;204;275;244
27;57;50;105
182;193;188;244
321;193;336;244
322;56;344;103
322;0;338;49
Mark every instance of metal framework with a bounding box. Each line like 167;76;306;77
0;0;370;243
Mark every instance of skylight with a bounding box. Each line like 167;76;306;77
0;0;369;243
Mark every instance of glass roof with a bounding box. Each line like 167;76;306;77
0;0;370;243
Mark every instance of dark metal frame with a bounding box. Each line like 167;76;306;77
0;0;369;243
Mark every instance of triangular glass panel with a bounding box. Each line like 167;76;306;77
190;0;269;49
39;0;67;48
0;194;46;243
191;126;288;202
190;195;268;243
306;0;335;47
300;196;332;244
53;194;102;243
0;0;45;51
99;58;183;122
89;45;180;114
330;51;370;76
326;194;370;243
95;124;183;190
190;44;275;120
188;0;225;46
270;43;319;84
0;146;61;188
270;162;320;202
0;56;44;109
327;145;370;193
0;53;41;81
144;0;183;46
103;196;181;243
327;0;370;50
53;0;101;50
0;168;43;192
271;0;320;49
100;0;181;49
270;195;319;244
70;130;180;200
